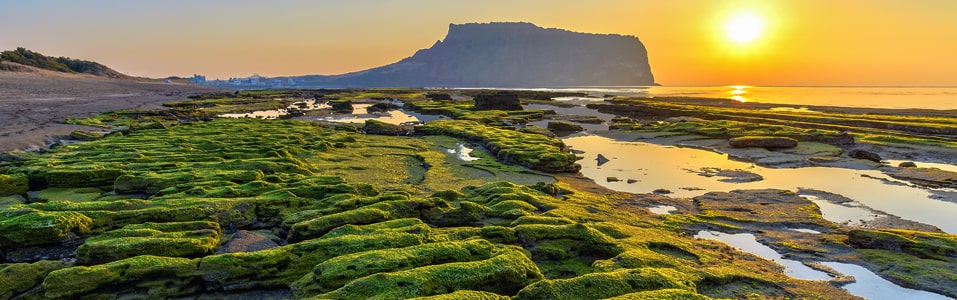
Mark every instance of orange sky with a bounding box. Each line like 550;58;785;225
3;1;956;86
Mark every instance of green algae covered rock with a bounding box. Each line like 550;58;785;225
0;260;72;299
38;167;124;188
294;239;498;295
513;268;699;300
318;249;543;299
76;221;222;265
288;197;444;242
0;173;28;196
0;210;93;247
42;255;196;299
410;290;511;300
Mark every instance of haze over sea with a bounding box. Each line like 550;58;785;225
535;86;957;110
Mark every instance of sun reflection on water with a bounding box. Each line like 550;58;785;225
729;85;749;102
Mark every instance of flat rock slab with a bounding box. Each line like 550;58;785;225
218;230;281;253
886;167;957;189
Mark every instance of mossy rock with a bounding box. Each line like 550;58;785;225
76;221;222;265
28;187;102;203
288;198;442;242
603;288;713;300
0;173;28;196
364;119;410;136
41;167;124;188
546;121;584;134
513;268;698;300
0;210;93;247
848;229;957;260
0;260;72;299
410;290;510;299
318;249;543;299
42;255;196;299
294;239;497;295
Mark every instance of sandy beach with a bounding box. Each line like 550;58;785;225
0;70;221;152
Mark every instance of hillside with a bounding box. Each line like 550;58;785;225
0;47;129;79
291;22;655;88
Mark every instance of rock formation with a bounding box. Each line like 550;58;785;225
296;22;655;88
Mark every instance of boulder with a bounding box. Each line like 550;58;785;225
849;149;882;162
547;121;584;135
728;136;798;149
473;93;522;111
363;119;411;136
329;100;354;113
218;230;280;253
367;102;400;113
0;173;28;196
425;93;453;100
596;154;610;166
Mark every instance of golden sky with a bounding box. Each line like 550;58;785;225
3;0;956;86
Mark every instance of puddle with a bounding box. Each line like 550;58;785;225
788;228;822;234
565;135;957;233
312;104;424;125
220;99;329;119
820;262;952;300
524;104;616;132
803;195;881;226
647;205;677;215
694;231;831;280
446;143;480;162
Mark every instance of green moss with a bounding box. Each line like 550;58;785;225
29;187;103;202
42;255;196;299
288;197;442;241
0;210;93;246
603;288;713;300
513;268;698;300
319;249;543;299
0;173;28;196
294;239;497;296
409;290;511;300
76;221;221;265
0;260;72;299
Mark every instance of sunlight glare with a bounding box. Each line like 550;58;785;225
725;13;764;44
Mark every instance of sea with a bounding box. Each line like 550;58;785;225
527;86;957;110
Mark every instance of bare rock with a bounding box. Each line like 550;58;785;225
218;230;280;254
474;93;522;111
729;136;798;149
849;149;882;163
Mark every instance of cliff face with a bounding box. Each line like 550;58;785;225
299;22;655;88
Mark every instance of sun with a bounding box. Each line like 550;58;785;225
725;13;765;44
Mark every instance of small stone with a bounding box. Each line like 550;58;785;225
596;154;610;166
606;177;620;182
848;149;882;163
626;179;638;184
898;161;917;168
653;188;672;195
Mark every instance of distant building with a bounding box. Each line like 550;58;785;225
191;74;207;84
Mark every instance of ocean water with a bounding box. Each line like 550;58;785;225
531;86;957;110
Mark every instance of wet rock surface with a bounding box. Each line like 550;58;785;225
729;136;799;149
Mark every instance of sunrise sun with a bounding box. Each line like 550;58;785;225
725;12;765;44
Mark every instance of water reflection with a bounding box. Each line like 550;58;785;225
647;205;677;215
220;99;329;119
821;262;951;300
564;135;957;233
446;143;480;162
730;85;748;102
694;231;831;280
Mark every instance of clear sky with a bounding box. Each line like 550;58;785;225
3;0;957;86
